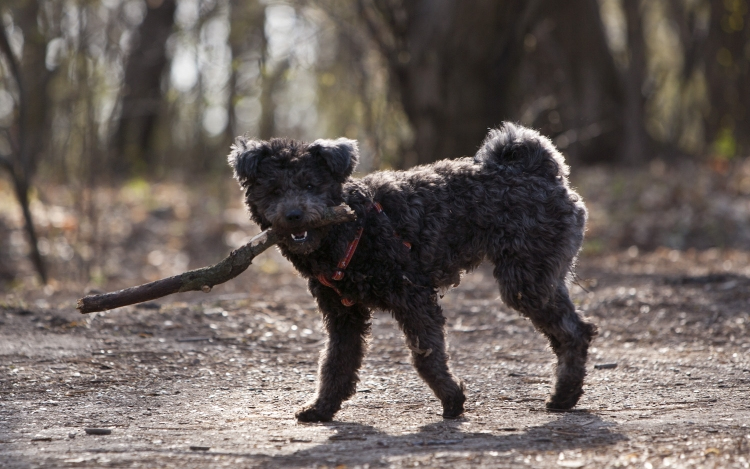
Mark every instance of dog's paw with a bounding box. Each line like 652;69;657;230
295;405;334;423
441;390;466;419
545;389;583;411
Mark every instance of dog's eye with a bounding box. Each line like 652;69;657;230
305;183;314;190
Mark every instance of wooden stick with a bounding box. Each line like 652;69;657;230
77;205;356;314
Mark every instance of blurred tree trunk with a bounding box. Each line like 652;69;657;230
620;0;651;165
258;60;290;140
225;0;286;141
703;0;750;157
225;0;266;142
668;0;709;82
13;0;54;175
0;0;53;283
111;0;176;175
531;0;629;164
359;0;648;166
359;0;544;167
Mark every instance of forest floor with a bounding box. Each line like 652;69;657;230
1;165;750;468
1;249;749;468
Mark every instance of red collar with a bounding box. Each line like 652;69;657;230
317;202;410;307
316;202;381;306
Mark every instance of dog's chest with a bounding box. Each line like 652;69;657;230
289;225;415;306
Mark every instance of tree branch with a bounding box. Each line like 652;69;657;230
76;205;356;314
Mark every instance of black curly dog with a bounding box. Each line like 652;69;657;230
229;122;596;422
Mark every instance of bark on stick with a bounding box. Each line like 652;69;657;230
76;205;355;314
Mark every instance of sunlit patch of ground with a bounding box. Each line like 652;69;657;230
1;252;749;468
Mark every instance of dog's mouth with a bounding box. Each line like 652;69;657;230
278;225;331;255
291;231;308;243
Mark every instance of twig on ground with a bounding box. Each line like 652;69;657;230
76;205;356;313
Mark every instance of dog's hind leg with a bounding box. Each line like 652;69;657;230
496;268;596;410
536;283;596;410
392;289;466;418
296;286;371;422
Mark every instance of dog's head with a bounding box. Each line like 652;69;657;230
228;136;359;254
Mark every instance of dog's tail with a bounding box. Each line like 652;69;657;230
474;122;568;180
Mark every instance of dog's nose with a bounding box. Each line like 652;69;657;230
285;208;303;222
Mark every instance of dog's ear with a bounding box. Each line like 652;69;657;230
308;138;360;182
228;137;270;187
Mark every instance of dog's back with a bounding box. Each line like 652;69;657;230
362;122;586;292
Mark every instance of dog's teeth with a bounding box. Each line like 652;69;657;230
291;231;308;242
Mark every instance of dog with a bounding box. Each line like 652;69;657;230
228;122;596;422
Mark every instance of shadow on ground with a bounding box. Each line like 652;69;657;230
166;411;625;467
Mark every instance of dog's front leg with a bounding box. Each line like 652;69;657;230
296;284;371;422
392;288;466;419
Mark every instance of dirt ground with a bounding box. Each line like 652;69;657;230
1;247;749;469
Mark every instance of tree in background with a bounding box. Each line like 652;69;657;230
704;0;750;160
225;0;266;141
354;0;749;167
4;0;747;176
356;0;660;166
358;0;543;166
518;0;637;165
110;0;176;175
0;0;61;282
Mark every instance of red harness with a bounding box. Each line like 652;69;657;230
317;202;410;306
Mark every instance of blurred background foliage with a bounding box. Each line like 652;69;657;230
1;0;750;290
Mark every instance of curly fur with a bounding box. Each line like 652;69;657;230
229;122;596;422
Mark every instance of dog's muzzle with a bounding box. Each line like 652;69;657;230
282;208;311;242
